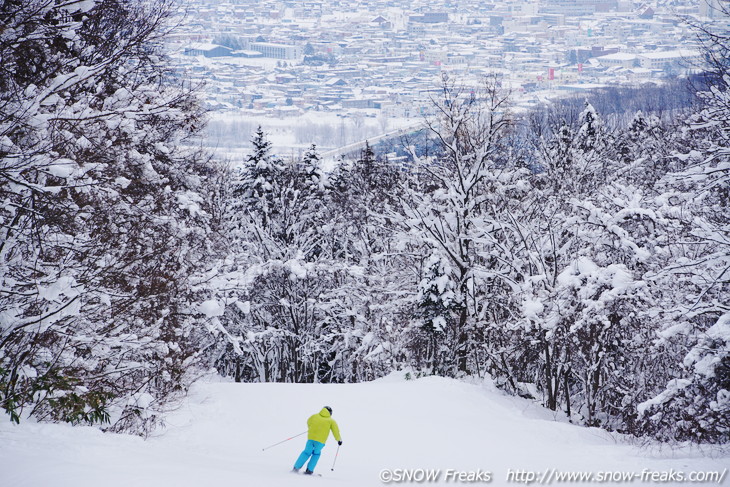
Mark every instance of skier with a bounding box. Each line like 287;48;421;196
292;406;342;475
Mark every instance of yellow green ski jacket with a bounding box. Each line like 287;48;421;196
307;407;341;444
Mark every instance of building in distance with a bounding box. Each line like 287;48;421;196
249;42;303;60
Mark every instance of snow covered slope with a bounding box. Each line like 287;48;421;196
1;374;727;487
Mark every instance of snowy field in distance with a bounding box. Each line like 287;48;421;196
0;373;727;487
205;110;418;163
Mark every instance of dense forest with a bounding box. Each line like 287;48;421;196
1;0;728;443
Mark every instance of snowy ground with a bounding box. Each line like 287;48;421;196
1;373;727;487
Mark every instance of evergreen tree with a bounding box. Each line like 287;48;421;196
412;253;460;375
301;143;324;191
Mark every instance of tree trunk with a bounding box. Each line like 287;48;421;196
544;341;557;410
564;368;572;421
457;305;469;374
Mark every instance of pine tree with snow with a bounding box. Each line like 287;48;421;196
576;101;602;152
412;253;461;375
301;144;324;190
233;127;286;225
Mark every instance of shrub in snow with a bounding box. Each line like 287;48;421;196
638;314;730;443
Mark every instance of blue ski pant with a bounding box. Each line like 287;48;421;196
294;439;325;472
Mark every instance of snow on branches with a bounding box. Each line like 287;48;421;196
0;0;219;434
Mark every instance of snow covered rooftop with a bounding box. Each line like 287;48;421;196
598;52;638;61
640;49;701;60
187;42;230;52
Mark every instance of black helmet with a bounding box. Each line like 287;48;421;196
324;406;332;415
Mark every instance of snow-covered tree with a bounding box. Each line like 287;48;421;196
393;77;529;376
636;53;730;444
409;252;460;375
0;0;217;434
211;133;399;384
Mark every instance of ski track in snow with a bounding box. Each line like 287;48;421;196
0;374;727;487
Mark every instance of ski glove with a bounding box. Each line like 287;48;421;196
338;441;343;446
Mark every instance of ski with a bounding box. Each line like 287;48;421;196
290;470;322;477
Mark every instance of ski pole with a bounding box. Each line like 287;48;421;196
331;444;340;471
262;431;307;451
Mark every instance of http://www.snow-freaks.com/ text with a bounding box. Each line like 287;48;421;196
378;467;728;484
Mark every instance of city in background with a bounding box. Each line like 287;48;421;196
167;0;726;157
